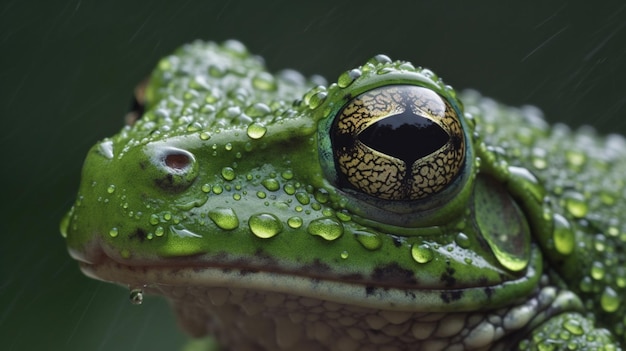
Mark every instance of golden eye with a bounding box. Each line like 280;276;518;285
331;85;465;200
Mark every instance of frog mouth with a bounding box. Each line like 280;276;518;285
73;236;543;312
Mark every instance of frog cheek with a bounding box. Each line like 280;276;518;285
330;85;465;201
144;145;199;192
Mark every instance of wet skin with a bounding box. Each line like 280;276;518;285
62;40;625;350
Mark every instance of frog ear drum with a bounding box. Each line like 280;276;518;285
331;85;465;201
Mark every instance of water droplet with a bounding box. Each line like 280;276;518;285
201;183;211;193
59;211;71;238
563;192;588;218
411;243;434;264
314;189;329;203
221;167;236;180
308;91;327;109
256;191;266;199
155;226;165;237
199;132;211;140
340;251;349;259
295;192;310;205
600;287;620;313
209;207;239;230
281;170;294;180
109;227;119;238
130;288;144;305
244;102;271;117
287;216;303;229
590;261;605;280
552;214;575;255
283;183;296;195
246;122;267;139
262;178;280;191
107;184;116;194
354;229;383;250
337;69;362;88
249;213;283;238
562;319;584;336
212;185;223;194
307;217;343;241
252;72;277;91
565;150;586;168
455;233;470;248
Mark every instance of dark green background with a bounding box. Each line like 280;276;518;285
2;1;625;350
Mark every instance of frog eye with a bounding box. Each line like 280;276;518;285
148;146;198;192
331;85;465;200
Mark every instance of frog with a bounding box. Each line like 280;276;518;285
61;40;625;351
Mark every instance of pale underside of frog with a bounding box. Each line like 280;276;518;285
61;40;625;351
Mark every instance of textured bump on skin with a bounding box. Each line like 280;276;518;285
159;276;571;351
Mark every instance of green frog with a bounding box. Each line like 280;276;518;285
61;40;625;351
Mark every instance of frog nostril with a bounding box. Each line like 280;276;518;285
164;153;192;171
146;146;199;192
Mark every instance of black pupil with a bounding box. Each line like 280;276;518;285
359;111;449;164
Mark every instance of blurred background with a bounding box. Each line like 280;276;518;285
2;1;625;350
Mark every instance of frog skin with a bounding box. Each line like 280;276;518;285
61;40;625;351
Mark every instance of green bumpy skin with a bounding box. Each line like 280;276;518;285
61;40;625;351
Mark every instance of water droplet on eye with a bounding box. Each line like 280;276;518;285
221;167;236;180
261;178;280;191
307;217;343;241
246;122;267;139
287;216;303;229
411;243;434;264
354;229;382;250
209;207;239;230
249;213;283;238
563;192;588;218
129;288;144;305
600;286;620;313
107;185;116;194
109;227;119;238
552;214;574;255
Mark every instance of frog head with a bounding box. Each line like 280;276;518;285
62;41;552;313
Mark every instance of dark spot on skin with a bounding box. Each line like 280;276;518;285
440;290;463;303
372;263;418;286
391;236;403;248
440;266;456;287
484;286;494;299
154;174;189;193
139;161;147;170
129;228;148;242
365;286;376;296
